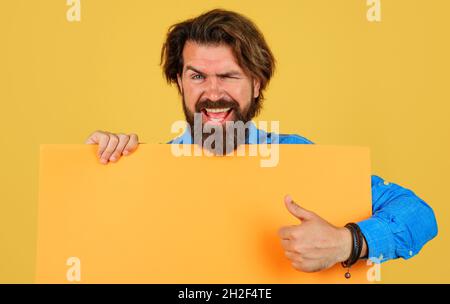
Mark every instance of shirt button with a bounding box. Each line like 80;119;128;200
383;181;390;186
409;250;413;256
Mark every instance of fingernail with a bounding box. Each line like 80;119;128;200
123;150;129;156
110;156;116;162
100;158;108;164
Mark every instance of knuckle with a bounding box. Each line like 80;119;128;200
117;133;129;140
91;130;103;136
128;143;139;151
293;244;303;254
98;131;109;138
87;130;104;144
291;230;301;240
129;134;139;144
109;134;119;142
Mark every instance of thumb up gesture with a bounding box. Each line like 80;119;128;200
278;195;360;273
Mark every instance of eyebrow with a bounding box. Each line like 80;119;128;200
185;65;242;77
185;65;205;76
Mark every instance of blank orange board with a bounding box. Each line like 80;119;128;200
36;144;372;283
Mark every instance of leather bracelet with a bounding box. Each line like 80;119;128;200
353;224;364;260
342;224;358;267
341;223;363;279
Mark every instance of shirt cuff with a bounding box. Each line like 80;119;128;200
357;217;396;263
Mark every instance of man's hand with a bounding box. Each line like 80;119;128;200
278;195;363;273
85;130;139;164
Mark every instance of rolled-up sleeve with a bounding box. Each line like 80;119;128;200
357;175;438;263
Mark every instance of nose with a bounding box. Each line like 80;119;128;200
203;77;224;101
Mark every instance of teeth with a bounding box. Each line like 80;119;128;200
205;108;231;113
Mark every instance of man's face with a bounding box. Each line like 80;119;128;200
177;41;261;130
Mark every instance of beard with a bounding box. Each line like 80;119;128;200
181;91;261;155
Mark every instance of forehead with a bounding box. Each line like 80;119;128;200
182;41;242;72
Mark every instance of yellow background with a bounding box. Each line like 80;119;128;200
0;0;449;283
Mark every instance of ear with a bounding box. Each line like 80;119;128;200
253;79;261;98
177;74;183;94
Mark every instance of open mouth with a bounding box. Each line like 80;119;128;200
201;107;234;124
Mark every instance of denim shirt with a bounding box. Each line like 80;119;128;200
169;122;438;263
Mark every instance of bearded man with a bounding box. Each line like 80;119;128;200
85;9;438;274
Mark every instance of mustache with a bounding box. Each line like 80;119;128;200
195;99;240;112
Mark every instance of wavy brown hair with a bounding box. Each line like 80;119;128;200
160;9;276;114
